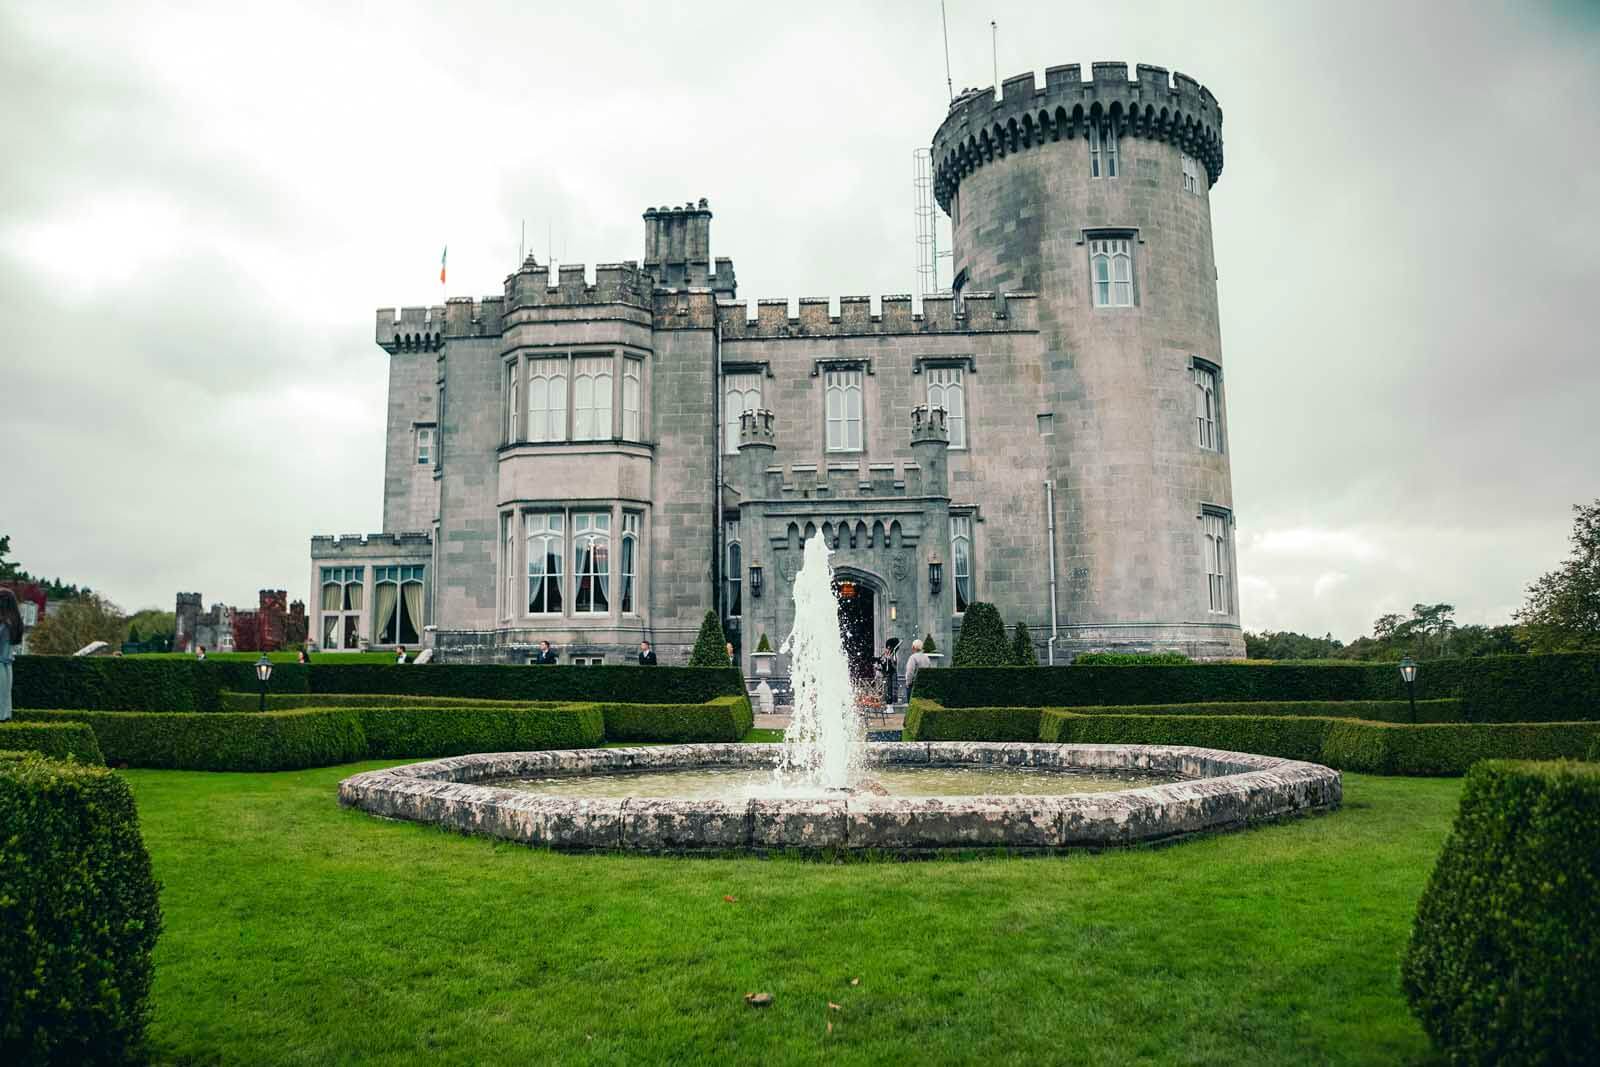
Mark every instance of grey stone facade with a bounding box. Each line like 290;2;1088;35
310;59;1244;665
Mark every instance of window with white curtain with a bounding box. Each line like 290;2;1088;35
572;513;611;613
1203;511;1232;615
573;356;613;440
950;516;973;614
526;513;564;614
527;360;567;442
1090;238;1134;308
1194;363;1220;451
1181;153;1201;194
725;520;741;618
724;372;762;454
507;361;520;443
374;565;424;645
319;566;364;650
824;368;863;451
502;514;516;620
620;512;640;614
623;358;642;440
926;367;967;449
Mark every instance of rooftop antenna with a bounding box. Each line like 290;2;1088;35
991;19;998;92
940;1;954;102
519;219;525;265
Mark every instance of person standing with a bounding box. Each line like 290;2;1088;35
0;589;23;721
877;641;899;706
535;640;558;665
903;639;933;702
394;646;407;665
638;640;657;666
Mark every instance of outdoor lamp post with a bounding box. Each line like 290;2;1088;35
1398;656;1418;724
749;564;763;599
255;653;274;712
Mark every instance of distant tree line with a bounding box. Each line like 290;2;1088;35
1;533;174;654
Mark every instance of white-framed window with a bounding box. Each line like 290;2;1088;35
319;566;364;650
374;565;424;645
1090;238;1134;308
501;513;516;620
1193;363;1220;451
1181;153;1202;194
620;512;640;614
824;368;863;452
572;656;604;666
1203;511;1232;615
527;359;567;442
415;426;434;465
623;358;642;440
926;367;967;449
724;372;762;454
573;356;614;440
507;362;520;444
725;519;742;618
572;512;612;614
1090;122;1118;178
526;512;564;614
950;516;973;614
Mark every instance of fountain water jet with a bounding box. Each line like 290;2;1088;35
775;533;864;792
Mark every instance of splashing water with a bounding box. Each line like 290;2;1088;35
776;533;865;791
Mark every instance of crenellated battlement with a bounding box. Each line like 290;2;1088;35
716;291;1036;339
737;408;776;449
504;259;653;311
931;60;1225;210
311;532;433;553
376;299;507;351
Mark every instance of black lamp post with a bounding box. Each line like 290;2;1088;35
1398;656;1418;724
749;564;763;599
255;653;274;712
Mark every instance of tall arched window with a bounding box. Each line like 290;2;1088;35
1203;511;1232;615
1194;364;1219;451
527;360;567;442
1089;122;1120;178
950;516;973;614
507;361;520;444
724;373;761;454
573;357;613;440
573;513;611;613
1090;238;1133;308
926;367;967;449
502;514;516;620
623;358;642;440
319;566;364;650
375;565;424;645
620;512;640;614
725;520;742;618
824;368;863;451
526;513;564;614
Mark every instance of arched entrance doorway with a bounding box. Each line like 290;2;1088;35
832;576;876;683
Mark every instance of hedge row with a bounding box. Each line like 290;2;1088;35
1402;761;1599;1064
900;699;1460;741
18;710;368;772
600;696;754;743
0;721;106;764
217;691;566;712
359;705;605;759
903;702;1600;776
911;653;1600;722
0;755;162;1065
12;658;742;711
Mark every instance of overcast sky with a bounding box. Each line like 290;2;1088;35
2;0;1596;640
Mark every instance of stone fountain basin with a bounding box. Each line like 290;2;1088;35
338;743;1341;851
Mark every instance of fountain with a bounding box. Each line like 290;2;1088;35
339;534;1342;850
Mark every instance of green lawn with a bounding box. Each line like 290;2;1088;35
125;765;1460;1066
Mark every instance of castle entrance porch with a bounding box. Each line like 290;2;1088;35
832;575;876;684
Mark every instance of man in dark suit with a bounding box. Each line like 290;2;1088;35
535;640;558;665
638;640;657;666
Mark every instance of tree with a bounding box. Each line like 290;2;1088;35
123;609;176;646
0;534;16;579
26;594;127;655
1010;622;1039;666
688;609;731;666
1516;499;1600;652
952;602;1011;666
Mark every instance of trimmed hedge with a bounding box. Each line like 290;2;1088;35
909;653;1600;723
0;755;162;1065
357;705;604;758
906;702;1600;775
0;721;106;764
1402;761;1600;1064
12;656;202;711
1072;651;1193;665
217;690;566;712
1056;699;1457;723
600;696;754;743
17;709;367;772
307;663;744;703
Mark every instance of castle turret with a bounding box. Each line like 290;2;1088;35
736;407;776;495
910;404;950;499
931;62;1241;658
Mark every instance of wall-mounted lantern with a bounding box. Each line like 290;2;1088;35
928;553;944;597
837;580;858;600
749;564;763;599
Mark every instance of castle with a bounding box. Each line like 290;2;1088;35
175;590;308;654
309;60;1243;671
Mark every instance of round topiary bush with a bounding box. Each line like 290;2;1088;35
1401;760;1600;1065
952;603;1010;667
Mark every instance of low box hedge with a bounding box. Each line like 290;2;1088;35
16;709;368;772
0;720;105;764
1037;709;1332;763
307;663;744;703
1044;699;1456;723
1322;720;1600;776
217;690;565;712
1402;760;1600;1064
903;701;1041;742
0;754;162;1065
357;705;604;758
600;696;754;743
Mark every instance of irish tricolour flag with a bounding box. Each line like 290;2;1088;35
439;245;447;285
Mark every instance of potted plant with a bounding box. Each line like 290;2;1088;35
750;632;777;676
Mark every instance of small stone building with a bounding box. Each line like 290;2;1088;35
310;60;1244;672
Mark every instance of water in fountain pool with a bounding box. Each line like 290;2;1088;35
775;532;863;792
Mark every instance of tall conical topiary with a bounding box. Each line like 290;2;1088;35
922;632;937;654
1011;622;1039;666
952;602;1011;666
688;609;731;666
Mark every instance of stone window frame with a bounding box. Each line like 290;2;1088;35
1191;357;1223;453
723;370;763;456
503;346;651;447
373;564;425;646
949;510;976;616
619;511;641;616
1089;121;1120;179
725;518;742;619
571;511;613;615
318;566;366;651
919;361;971;451
820;363;867;454
1181;152;1202;195
1199;504;1235;617
414;423;435;466
1087;231;1137;309
506;502;649;624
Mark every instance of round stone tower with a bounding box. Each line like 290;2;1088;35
932;61;1243;659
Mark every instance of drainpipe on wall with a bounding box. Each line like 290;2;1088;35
711;314;723;651
1045;479;1059;666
